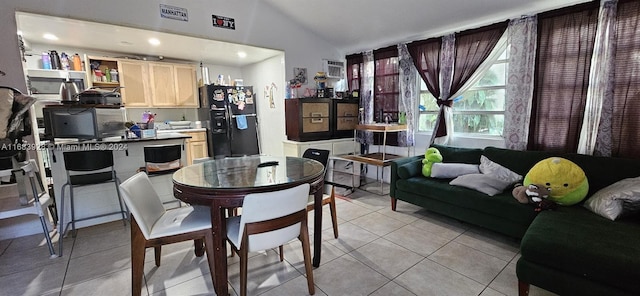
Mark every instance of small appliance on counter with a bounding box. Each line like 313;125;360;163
77;88;122;105
42;105;125;140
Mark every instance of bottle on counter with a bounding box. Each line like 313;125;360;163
41;52;52;69
72;53;82;71
49;50;61;70
60;52;70;70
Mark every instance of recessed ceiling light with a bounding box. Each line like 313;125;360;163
43;33;58;41
237;51;247;58
148;38;160;46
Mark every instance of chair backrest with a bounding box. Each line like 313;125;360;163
63;150;114;171
144;144;182;174
239;183;310;252
119;172;166;239
302;149;330;169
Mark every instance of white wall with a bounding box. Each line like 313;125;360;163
242;54;286;156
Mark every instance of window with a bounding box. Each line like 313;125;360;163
418;48;508;135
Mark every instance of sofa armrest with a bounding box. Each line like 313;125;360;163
390;155;424;198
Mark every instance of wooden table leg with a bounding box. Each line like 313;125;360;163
312;187;322;267
210;203;228;296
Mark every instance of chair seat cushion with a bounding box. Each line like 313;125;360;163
149;206;211;239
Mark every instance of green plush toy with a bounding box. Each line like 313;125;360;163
523;157;589;206
422;147;443;177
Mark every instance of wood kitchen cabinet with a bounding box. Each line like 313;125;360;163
118;60;150;107
149;63;176;107
149;63;197;107
183;130;209;165
85;56;121;91
174;64;198;107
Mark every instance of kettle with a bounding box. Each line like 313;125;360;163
59;80;80;103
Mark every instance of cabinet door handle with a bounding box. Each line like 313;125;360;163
311;118;323;123
344;112;354;116
310;112;323;117
344;118;354;122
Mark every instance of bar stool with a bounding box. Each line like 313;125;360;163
143;144;182;175
58;150;128;256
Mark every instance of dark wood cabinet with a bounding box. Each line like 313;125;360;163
285;98;359;142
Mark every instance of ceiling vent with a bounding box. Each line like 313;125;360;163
323;59;344;79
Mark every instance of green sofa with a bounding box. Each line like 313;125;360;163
390;145;640;296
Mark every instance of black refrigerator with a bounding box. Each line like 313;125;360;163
199;85;260;159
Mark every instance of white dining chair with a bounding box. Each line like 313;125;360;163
226;183;315;296
119;172;216;296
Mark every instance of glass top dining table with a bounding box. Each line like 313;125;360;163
172;155;325;296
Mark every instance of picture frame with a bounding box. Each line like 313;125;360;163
293;67;307;85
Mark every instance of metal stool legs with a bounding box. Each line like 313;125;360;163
58;175;128;257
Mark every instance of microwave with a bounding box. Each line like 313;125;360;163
27;69;86;95
42;106;125;140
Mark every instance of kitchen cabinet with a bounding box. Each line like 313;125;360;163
149;63;176;107
118;60;150;107
183;130;208;165
149;63;197;107
85;56;121;91
174;64;198;107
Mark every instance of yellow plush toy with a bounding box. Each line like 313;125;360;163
523;157;589;206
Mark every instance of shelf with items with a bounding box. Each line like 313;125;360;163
85;55;121;90
339;123;408;195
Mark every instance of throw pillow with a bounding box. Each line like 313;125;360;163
583;176;640;220
431;163;480;179
449;173;513;196
479;155;523;184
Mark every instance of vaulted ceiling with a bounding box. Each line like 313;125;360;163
265;0;590;54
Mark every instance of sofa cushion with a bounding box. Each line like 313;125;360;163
396;176;537;225
563;153;640;195
482;147;556;176
431;144;483;164
521;206;640;293
397;159;422;179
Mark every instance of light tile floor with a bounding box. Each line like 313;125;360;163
0;188;559;296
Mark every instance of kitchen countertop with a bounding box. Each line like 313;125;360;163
156;128;207;133
49;132;191;145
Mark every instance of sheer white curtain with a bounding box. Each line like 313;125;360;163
357;50;375;145
578;0;617;155
504;16;538;150
397;43;416;147
432;34;455;145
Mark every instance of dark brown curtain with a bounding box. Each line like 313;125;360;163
346;53;363;92
407;38;441;99
450;21;508;96
373;45;399;145
406;22;507;139
528;2;599;152
610;0;640;158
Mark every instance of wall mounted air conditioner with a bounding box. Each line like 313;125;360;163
323;59;345;79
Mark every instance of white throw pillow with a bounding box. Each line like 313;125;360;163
449;173;513;196
583;176;640;220
431;163;480;179
479;155;523;184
